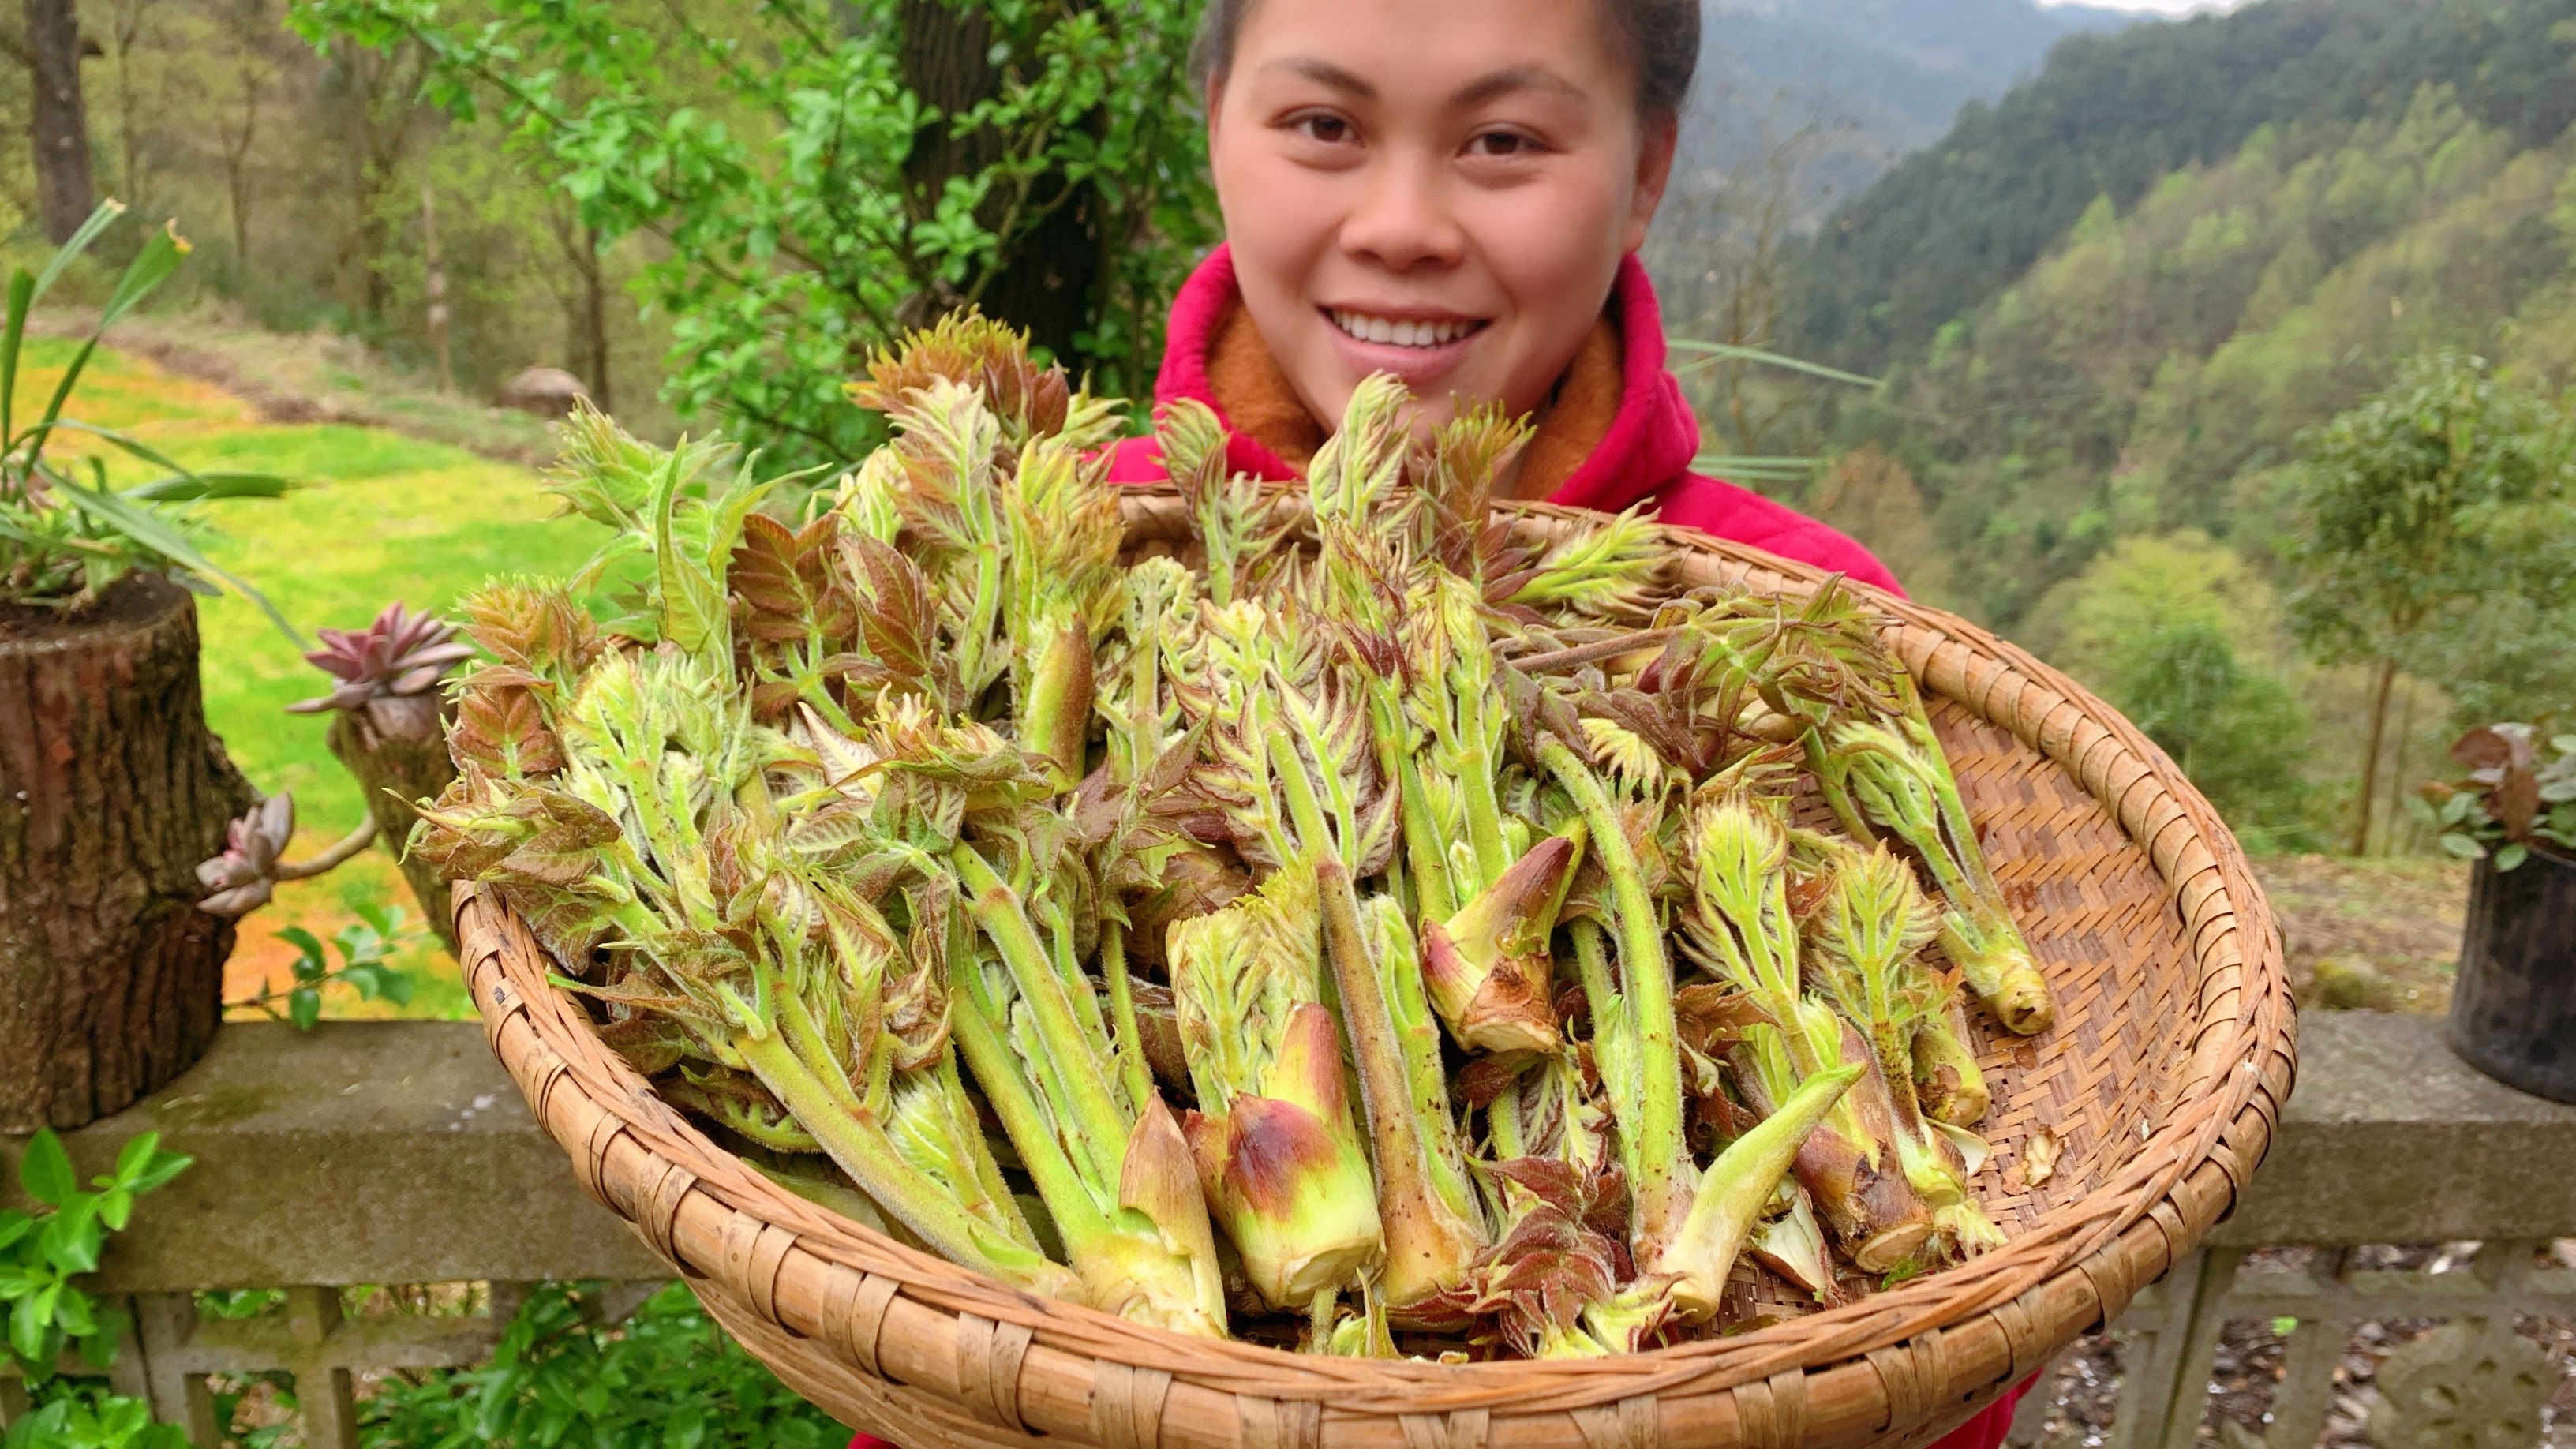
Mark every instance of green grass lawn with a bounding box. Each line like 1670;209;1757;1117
30;340;598;826
189;429;595;825
28;341;600;1012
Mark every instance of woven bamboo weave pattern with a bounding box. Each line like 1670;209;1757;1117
455;490;2297;1449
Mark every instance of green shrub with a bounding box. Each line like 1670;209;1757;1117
2029;532;2317;841
2099;619;2315;840
361;1282;844;1448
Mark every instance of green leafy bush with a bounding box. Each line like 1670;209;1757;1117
288;0;1217;470
4;1133;193;1381
4;1381;188;1449
2102;620;2314;841
2028;533;2315;840
3;1131;194;1449
226;904;422;1029
360;1282;844;1448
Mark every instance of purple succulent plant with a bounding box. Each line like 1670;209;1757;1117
288;602;475;739
197;792;295;916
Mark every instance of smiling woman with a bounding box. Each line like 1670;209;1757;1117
1103;0;1899;593
1204;0;1683;433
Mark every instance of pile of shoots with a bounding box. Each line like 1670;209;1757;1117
420;316;2055;1358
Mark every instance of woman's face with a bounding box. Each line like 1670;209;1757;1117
1207;0;1676;432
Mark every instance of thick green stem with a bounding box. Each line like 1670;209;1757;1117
1376;688;1456;923
1267;728;1337;864
1911;1002;1991;1127
1541;742;1684;1250
1121;620;1162;781
1451;691;1511;889
1315;855;1483;1306
958;546;1005;702
1655;1063;1862;1320
945;973;1116;1254
952;848;1130;1156
1020;616;1095;790
1102;923;1154;1114
943;1051;1043;1252
777;989;863;1118
1490;1077;1530;1159
1371;897;1484;1228
1569;919;1643;1193
735;1032;1043;1286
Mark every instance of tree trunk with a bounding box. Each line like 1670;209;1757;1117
0;575;255;1130
579;223;610;412
2349;653;2400;856
23;0;95;244
324;704;459;953
896;0;1099;360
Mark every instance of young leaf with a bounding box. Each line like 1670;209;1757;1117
12;1289;55;1361
41;1204;101;1275
110;1134;159;1189
17;1129;75;1207
124;1148;191;1197
277;926;328;984
54;479;303;646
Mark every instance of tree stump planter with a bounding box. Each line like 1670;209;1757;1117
0;574;256;1130
324;706;459;955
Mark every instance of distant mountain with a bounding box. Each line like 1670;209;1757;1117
1775;0;2576;372
1678;0;2143;219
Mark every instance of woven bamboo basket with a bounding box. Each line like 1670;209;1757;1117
455;489;2295;1449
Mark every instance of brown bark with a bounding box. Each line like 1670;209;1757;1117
23;0;95;244
323;702;459;953
574;222;611;412
896;0;1099;360
326;43;423;324
216;0;270;264
2349;654;2400;856
0;575;255;1130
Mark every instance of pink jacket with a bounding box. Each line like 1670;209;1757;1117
1106;245;1900;596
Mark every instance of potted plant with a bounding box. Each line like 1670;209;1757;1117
2421;723;2576;1103
0;202;293;1131
194;601;471;953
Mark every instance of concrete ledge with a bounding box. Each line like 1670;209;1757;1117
6;1011;2571;1297
2212;1009;2576;1246
1;1021;665;1291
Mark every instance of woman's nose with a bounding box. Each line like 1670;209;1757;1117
1339;152;1467;273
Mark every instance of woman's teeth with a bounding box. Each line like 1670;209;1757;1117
1329;310;1479;348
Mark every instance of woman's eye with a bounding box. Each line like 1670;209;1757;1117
1467;129;1540;159
1293;114;1354;145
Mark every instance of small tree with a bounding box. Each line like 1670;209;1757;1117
288;0;1217;469
2285;350;2570;854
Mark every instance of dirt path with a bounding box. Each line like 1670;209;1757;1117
29;307;567;466
2252;854;2468;1014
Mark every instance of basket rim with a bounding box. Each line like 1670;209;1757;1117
455;491;2296;1421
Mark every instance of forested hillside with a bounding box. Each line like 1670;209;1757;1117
1779;0;2576;372
1745;11;2576;849
1875;88;2576;624
1679;0;2133;220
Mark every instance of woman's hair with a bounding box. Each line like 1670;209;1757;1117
1189;0;1700;121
